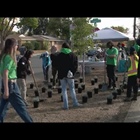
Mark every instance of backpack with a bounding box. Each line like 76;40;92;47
118;59;128;72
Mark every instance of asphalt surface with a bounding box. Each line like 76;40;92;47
26;53;44;84
124;96;140;123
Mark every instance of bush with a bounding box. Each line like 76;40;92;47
127;40;135;48
31;41;41;50
22;43;34;50
42;41;49;50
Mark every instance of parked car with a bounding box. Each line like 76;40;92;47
86;49;101;57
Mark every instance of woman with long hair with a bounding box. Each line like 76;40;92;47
0;38;33;122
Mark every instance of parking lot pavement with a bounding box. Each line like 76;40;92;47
124;96;140;122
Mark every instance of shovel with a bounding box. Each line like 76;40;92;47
29;62;46;102
101;60;108;91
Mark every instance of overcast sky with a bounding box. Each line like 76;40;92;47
92;17;137;36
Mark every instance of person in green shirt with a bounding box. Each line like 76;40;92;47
0;38;33;123
133;43;140;54
105;41;119;90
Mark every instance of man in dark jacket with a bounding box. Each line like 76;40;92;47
16;49;34;106
56;42;82;110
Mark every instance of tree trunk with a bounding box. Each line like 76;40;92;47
82;52;85;83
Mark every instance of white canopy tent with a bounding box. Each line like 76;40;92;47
92;27;134;42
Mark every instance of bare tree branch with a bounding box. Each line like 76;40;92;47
0;18;6;33
5;18;17;37
2;18;11;38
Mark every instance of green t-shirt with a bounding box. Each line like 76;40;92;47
106;47;118;66
0;54;17;79
134;43;140;53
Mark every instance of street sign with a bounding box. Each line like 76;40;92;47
90;18;101;23
90;18;101;27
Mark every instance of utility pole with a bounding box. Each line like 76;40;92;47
69;22;76;51
133;17;136;40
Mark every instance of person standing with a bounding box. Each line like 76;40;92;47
136;36;140;91
40;51;51;82
0;38;33;122
16;44;27;61
56;42;82;110
124;46;139;101
16;49;34;106
50;45;60;88
105;41;119;90
18;44;27;56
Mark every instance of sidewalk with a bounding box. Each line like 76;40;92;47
124;96;140;122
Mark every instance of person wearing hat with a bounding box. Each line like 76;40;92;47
124;46;139;102
39;51;51;82
16;49;34;106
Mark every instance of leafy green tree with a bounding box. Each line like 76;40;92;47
46;18;61;37
20;17;71;40
70;18;94;81
18;18;39;35
111;26;129;33
71;18;94;54
33;18;49;35
47;17;71;39
0;17;39;49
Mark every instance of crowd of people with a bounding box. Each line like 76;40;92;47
105;39;140;102
0;36;140;122
0;38;83;122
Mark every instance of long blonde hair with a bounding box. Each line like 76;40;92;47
0;38;18;65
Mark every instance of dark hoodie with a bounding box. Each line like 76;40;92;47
56;48;78;79
17;50;34;79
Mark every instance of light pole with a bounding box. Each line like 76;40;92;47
69;22;75;49
133;17;136;40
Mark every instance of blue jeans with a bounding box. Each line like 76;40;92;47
0;81;33;123
60;78;79;109
42;65;50;81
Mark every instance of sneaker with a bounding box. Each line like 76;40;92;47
124;97;131;102
62;107;69;110
73;103;83;108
